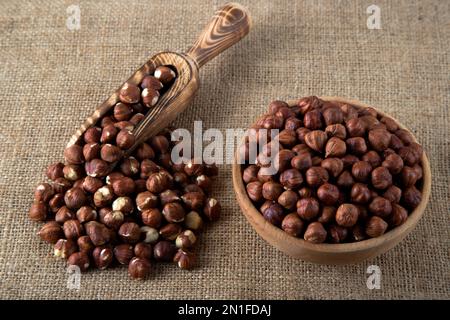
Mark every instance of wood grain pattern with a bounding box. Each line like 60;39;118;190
186;2;251;68
232;97;431;264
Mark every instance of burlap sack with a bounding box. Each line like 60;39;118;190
0;0;448;299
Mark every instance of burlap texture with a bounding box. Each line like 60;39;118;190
0;0;448;299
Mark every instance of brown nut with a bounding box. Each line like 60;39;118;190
303;110;323;130
336;170;355;188
135;143;155;161
181;192;205;211
115;129;136;150
390;203;408;227
103;210;124;229
119;83;140;104
118;222;140;244
114;244;134;265
85;159;110;178
383;185;402;204
184;211;203;231
153;240;177;262
141;75;163;90
296;127;311;144
325;137;346;158
320;158;343;178
328;224;348;243
341;154;359;169
136;191;158;211
85;221;110;246
146;171;173;194
369;196;392;218
64;187;86;209
368;129;392;152
346;137;367;155
128;257;151;280
261;181;283;201
284;117;302;131
400;166;419;187
351;161;372;182
100;124;118;144
84;126;102;144
92;246;113;270
67;252;90;272
154;66;176;85
298;96;321;114
63;219;84;239
63;164;84;181
304;222;327;243
139;159;159;179
174;250;196;270
317;183;339;205
371;167;392;189
398;146;421;166
402;186;422;209
322;107;343;125
93;185;114;207
150;135;170;153
296;197;320;221
141;208;162;228
46;162;65;181
48;193;65;213
55;206;75;224
305;166;329;187
243;165;259;183
304;130;327;153
29;201;48;221
119;157;140;177
52;178;72;195
83;143;101;162
281;213;304;237
279;169;303;190
111;177;135;196
162;202;185;223
54;239;77;259
101;144;123;163
278;190;299;210
134;242;152;260
76;206;97;223
325;124;346;140
335;204;359;227
318;206;336;224
290;153;312;171
175;230;197;249
64;144;85;165
262;202;284;226
246;181;263;202
38;222;63;244
350;183;371;204
158;224;181;241
362;151;382;168
346;118;365;137
365;216;388;238
81;176;102;194
268;100;289;114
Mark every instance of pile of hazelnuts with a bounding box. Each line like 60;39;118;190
241;96;424;244
28;65;221;280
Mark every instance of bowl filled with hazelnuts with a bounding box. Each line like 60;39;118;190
232;96;431;264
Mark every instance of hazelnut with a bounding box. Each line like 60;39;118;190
290;153;312;171
141;87;160;107
103;210;124;229
262;203;285;226
324;137;346;158
325;124;346;140
54;239;77;259
153;240;177;262
246;181;263;202
73;179;84;189
146;171;173;194
100;116;115;128
304;222;327;243
369;196;392;218
29;201;48;221
243;165;259;183
335;204;359;227
46;162;65;181
368;129;392;152
350;183;371;204
64;144;85;165
389;134;405;150
262;115;284;129
336;170;355;188
174;250;196;270
268;100;289;114
162;202;185;223
262;181;284;201
275;106;295;119
116;129;135;150
341;154;359;169
93;185;114;207
390;203;408;227
141;75;163;90
106;172;125;185
184;211;203;231
311;156;323;166
371;167;392;189
175;230;196;249
128;257;151;280
55;206;75;224
318;206;336;224
322;107;343;125
134;242;152;260
351;161;372;182
63;219;84;239
111;177;135;196
154;66;176;84
304;130;328;153
328;225;348;243
380;116;398;132
84;126;102;143
139;226;159;244
181;192;205;210
346;118;365;137
64;187;86;209
38;222;63;244
67;252;90;272
117;222;140;244
135;143;155;161
296;127;311;143
195;175;212;191
76;206;97;223
203;198;220;221
85;159;110;177
340;104;358;121
320;158;343;178
257;166;276;183
398;145;421;166
92;246;113;270
139;159;159;178
305;166;329;187
63;164;84;181
296;197;320;220
135;179;147;193
52;178;73;194
402;186;422;209
297;96;321;114
119;83;140;104
184;159;204;177
114;244;134;264
281;213;304;237
284;117;302;131
82;176;103;194
278;190;299;210
100;124;118;144
413;164;423;180
141;208;162;228
346;137;367;155
174;172;189;186
303;110;323;130
317;183;339;205
159;223;182;241
82;143;101;162
279;169;303;190
395;129;415;145
365;216;388;238
136;191;158;211
111;196;133;214
150;135;170;153
362;151;382;168
101;144;123;163
383;185;402;203
277;129;297;147
85;221;110;246
298;187;313;198
130;112;145;125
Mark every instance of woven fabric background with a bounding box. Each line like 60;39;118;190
0;0;448;299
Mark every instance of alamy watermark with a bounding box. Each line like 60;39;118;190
366;4;381;29
366;265;381;289
66;4;81;31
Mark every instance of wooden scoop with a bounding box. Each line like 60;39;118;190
67;2;251;159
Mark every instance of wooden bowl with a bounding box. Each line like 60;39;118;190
232;96;431;264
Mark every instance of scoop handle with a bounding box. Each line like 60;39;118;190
186;2;251;68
